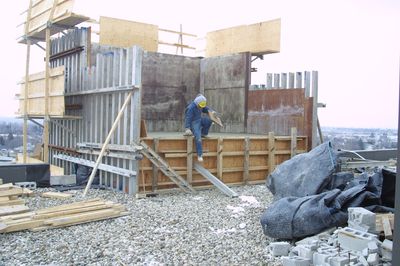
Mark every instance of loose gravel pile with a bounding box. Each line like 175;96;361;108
0;184;282;266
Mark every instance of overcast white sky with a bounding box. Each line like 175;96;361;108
2;0;399;129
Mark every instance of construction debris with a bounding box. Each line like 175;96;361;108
266;208;394;265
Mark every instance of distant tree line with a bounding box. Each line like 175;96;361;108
0;120;42;150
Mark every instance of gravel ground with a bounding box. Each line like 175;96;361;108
0;184;283;266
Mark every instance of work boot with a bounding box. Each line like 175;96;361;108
198;156;203;162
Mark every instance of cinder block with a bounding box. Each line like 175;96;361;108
269;242;292;256
348;207;376;233
367;241;378;253
366;253;379;265
50;175;76;186
313;251;333;266
14;181;36;189
297;245;315;260
282;256;311;266
381;239;392;261
337;227;377;252
358;255;369;266
328;256;349;266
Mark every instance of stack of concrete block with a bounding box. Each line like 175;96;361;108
268;207;393;266
347;207;376;233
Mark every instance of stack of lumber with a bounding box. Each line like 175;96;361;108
0;198;128;233
376;213;394;240
0;184;32;216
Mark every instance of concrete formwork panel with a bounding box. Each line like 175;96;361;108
141;52;201;131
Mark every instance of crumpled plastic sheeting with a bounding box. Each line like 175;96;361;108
266;141;338;200
260;170;394;239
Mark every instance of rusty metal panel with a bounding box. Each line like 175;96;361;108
247;89;312;137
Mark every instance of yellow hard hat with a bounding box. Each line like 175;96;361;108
198;101;206;108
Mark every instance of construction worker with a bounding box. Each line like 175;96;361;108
183;94;215;162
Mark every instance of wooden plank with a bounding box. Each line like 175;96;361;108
186;136;193;184
290;127;297;158
0;219;45;233
34;204;115;220
100;16;158;51
0;199;26;207
44;208;121;226
382;216;393;239
18;66;65;116
0;188;24;197
36;198;103;214
0;205;30;216
41;191;72;199
0;184;15;191
268;132;276;174
217;138;223;179
243;137;250;183
206;18;280;57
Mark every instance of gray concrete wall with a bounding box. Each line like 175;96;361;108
141;52;201;132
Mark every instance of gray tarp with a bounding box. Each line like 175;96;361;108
266;142;337;200
260;170;391;239
261;142;395;240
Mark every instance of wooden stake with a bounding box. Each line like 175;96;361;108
290;127;297;158
268;132;276;174
23;0;33;163
186;136;193;184
43;27;51;162
244;137;250;183
83;90;134;196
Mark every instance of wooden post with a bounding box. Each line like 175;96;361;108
243;137;250;184
23;0;33;163
43;27;51;163
23;41;31;163
152;138;159;191
186;136;193;184
83;90;134;196
290;127;297;158
268;132;275;174
42;0;58;163
217;137;223;179
312;71;319;148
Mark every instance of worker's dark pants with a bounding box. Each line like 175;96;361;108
191;116;212;157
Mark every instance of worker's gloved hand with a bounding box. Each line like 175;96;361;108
183;128;192;136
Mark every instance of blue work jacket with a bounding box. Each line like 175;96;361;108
184;102;211;129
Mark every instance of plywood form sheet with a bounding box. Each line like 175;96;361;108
19;0;89;43
247;88;312;136
100;16;158;51
18;66;65;116
206;18;281;57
